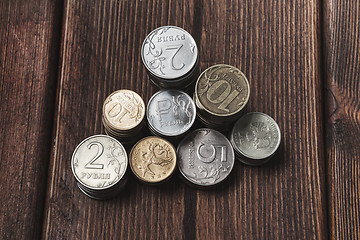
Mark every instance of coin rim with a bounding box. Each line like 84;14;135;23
129;136;177;183
141;25;199;80
71;134;128;190
230;112;281;160
194;64;250;117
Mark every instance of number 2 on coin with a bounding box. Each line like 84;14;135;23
85;142;104;169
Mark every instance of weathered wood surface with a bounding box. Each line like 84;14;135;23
42;0;327;239
323;0;360;239
0;0;62;239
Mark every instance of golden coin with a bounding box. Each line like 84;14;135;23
129;136;176;184
195;64;250;117
103;90;145;131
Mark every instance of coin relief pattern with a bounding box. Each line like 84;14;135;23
103;90;145;130
130;137;176;183
147;90;196;136
142;26;198;79
196;65;250;116
232;113;280;159
178;129;235;186
72;136;127;189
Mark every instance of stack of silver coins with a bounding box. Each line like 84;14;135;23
230;112;281;166
102;90;145;145
71;135;128;200
177;128;235;188
141;26;200;89
194;64;250;129
146;89;196;140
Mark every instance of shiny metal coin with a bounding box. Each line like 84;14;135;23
129;136;177;184
71;135;128;199
177;128;235;187
230;112;281;166
142;26;198;79
147;90;196;137
195;64;250;117
103;89;145;131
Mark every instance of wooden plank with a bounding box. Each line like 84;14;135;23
323;0;360;239
43;0;327;239
0;0;63;239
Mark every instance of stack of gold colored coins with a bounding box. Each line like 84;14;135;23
102;90;145;145
129;136;177;185
194;64;250;129
141;26;200;89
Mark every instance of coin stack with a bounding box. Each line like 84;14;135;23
129;136;177;185
146;89;196;140
177;128;235;188
230;112;281;166
102;90;145;145
194;64;250;130
141;26;200;89
71;135;128;200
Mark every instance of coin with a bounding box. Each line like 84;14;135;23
102;90;145;144
103;90;145;131
177;128;235;187
147;90;196;138
71;135;128;199
230;112;281;166
141;26;199;89
195;64;250;117
129;136;177;184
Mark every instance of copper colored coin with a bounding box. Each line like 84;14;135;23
103;90;145;131
195;64;250;117
129;136;177;184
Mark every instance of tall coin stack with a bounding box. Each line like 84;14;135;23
102;90;145;145
71;135;128;200
194;64;250;130
141;26;200;90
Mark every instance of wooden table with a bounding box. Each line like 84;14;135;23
1;0;359;239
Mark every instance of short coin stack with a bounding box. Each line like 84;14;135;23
194;64;250;129
146;89;196;140
230;112;281;166
71;135;128;200
102;90;145;145
141;26;200;89
129;136;177;184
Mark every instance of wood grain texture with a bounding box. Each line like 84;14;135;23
0;0;62;239
323;0;360;239
42;0;327;239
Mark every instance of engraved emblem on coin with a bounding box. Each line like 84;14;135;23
147;90;196;136
177;129;235;186
196;64;250;116
130;137;176;183
71;135;128;189
142;26;198;79
103;90;145;131
231;113;281;160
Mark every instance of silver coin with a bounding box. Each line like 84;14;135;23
147;90;196;137
177;128;235;187
71;135;128;190
141;26;198;80
230;112;281;161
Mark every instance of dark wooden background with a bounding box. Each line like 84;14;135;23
0;0;359;239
